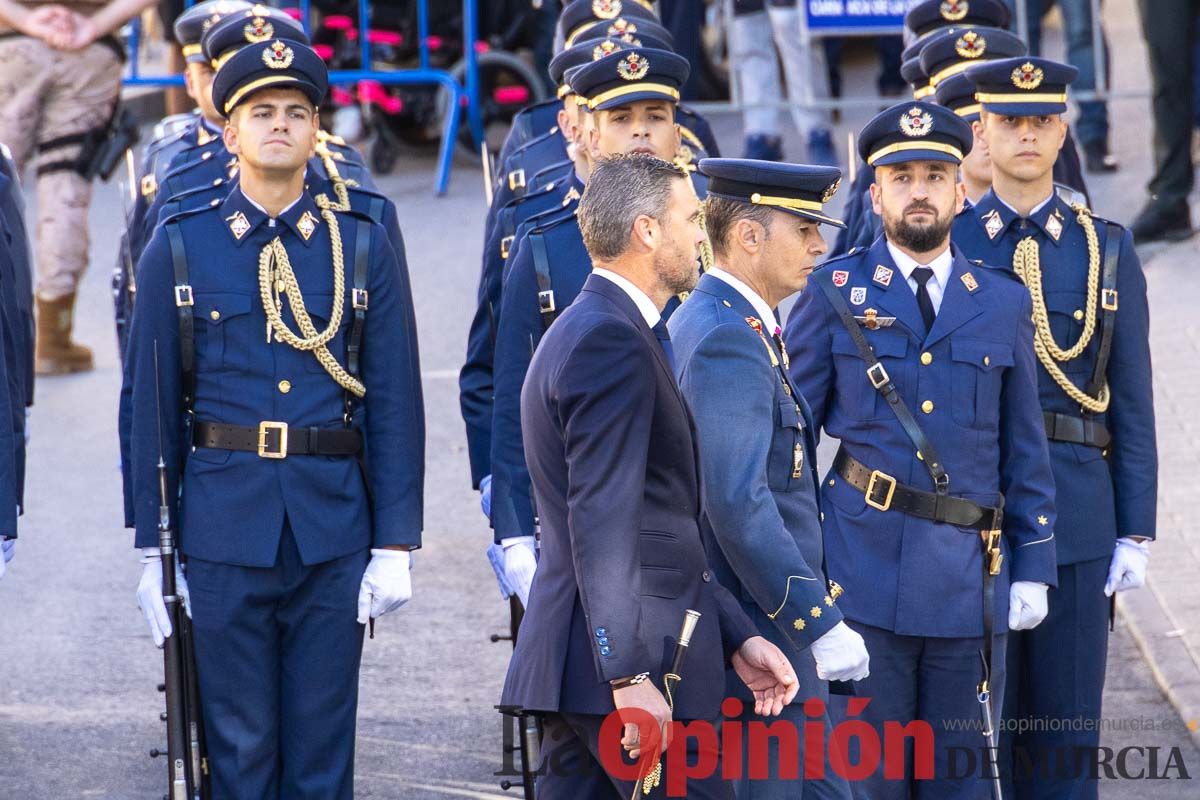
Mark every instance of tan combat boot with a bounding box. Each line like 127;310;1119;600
35;293;94;375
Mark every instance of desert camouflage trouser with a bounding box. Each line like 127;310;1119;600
0;37;121;300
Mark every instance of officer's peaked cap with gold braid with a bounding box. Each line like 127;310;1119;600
201;6;308;69
211;38;327;118
966;56;1078;116
569;46;688;111
858;101;973;167
174;0;252;63
699;158;847;229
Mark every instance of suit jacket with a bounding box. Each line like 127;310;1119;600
952;190;1157;564
783;237;1058;638
670;273;839;704
501;274;758;719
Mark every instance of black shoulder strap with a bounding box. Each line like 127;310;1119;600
343;216;371;425
165;221;195;411
814;277;950;494
1086;222;1121;401
529;230;557;330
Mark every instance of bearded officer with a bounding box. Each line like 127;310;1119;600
783;102;1058;797
127;39;423;798
952;57;1156;798
669;158;868;799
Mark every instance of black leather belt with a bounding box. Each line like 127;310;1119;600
193;421;362;459
833;448;1002;532
1043;411;1111;449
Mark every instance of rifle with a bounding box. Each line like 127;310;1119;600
147;345;210;799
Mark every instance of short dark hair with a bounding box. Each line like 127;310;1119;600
703;195;775;258
577;153;686;261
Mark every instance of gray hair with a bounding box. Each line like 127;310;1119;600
577;154;686;261
703;195;775;259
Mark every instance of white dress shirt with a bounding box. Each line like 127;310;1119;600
592;268;661;328
997;191;1054;220
708;267;778;333
885;242;954;314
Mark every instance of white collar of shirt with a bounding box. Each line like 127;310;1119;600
708;267;777;333
885;241;954;314
592;268;661;328
997;191;1054;220
240;188;303;227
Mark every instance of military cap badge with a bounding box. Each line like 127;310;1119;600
226;211;251;240
955;31;986;59
608;19;637;37
1011;62;1044;90
617;53;649;81
593;0;622;19
899;106;934;137
297;210;318;241
821;177;842;204
244;16;274;43
263;41;294;69
593;40;623;60
940;0;969;21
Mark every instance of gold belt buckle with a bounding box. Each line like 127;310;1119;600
865;469;897;512
982;528;1003;576
257;420;288;459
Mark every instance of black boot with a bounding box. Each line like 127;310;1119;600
1130;199;1193;243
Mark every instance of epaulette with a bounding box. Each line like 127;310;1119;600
150;111;199;142
162;148;224;182
813;246;863;271
531;157;572;185
508;126;561;161
679;125;705;152
530;208;580;237
159;202;217;227
523;197;578;232
170;176;231;201
1053;182;1089;210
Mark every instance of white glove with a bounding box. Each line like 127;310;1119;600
0;537;11;580
1008;581;1049;631
501;536;537;608
357;549;413;624
480;474;493;519
136;548;190;648
1105;537;1150;597
810;621;870;682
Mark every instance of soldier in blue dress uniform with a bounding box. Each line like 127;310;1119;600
487;47;703;606
783;101;1059;798
127;40;423;799
670;158;868;799
952;57;1157;799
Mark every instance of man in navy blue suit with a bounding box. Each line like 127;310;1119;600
502;154;799;798
784;102;1058;798
953;57;1157;798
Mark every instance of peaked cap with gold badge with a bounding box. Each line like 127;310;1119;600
966;56;1079;116
201;5;309;71
857;100;973;167
568;46;689;111
699;158;846;229
173;0;252;64
211;38;328;118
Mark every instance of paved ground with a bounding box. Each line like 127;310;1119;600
1;2;1199;798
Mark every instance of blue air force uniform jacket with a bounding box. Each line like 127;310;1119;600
500;274;758;719
783;238;1058;637
459;163;579;487
951;190;1157;564
670;274;842;671
127;188;424;566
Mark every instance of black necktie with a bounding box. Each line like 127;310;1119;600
911;266;937;334
652;319;675;371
